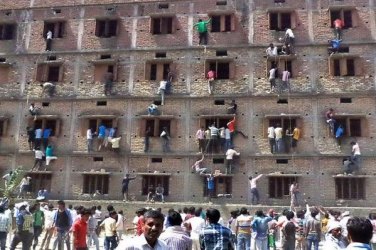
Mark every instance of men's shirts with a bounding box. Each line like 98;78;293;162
200;223;233;250
72;219;88;248
159;226;192;250
236;214;253;234
196;129;205;140
101;217;117;237
274;127;283;139
292;128;301;140
267;127;275;139
269;68;276;79
121;234;169;250
35;129;43;139
352;143;361;155
226;149;240;160
87;129;93;140
35;150;44;159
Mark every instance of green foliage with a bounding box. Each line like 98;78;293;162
0;167;25;198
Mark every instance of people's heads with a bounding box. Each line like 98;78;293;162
206;208;221;224
198;19;203;22
240;207;248;215
97;205;101;210
183;207;188;214
194;208;202;217
248;176;253;180
68;204;73;210
328;222;342;238
143;210;165;244
347;217;373;244
157;183;161;187
30;103;34;107
296;210;305;219
269;43;274;48
167;211;183;226
310;208;319;218
255;210;264;217
125;173;130;177
48;203;54;210
286;211;295;220
329;108;334;112
350;141;356;146
34;203;40;210
107;205;114;212
188;206;195;215
230;209;239;218
81;208;92;221
57;200;65;210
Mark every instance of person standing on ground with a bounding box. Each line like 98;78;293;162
121;210;168;249
322;222;347;250
194;18;211;45
0;206;10;250
290;182;300;212
87;207;100;250
281;211;296;250
159;211;192;249
100;210;118;250
32;203;44;250
186;209;206;250
116;210;125;240
40;203;55;250
52;200;73;250
72;209;91;250
249;174;263;205
346;217;373;250
235;207;253;250
251;210;273;250
122;174;136;201
200;208;234;249
304;208;321;250
10;204;34;250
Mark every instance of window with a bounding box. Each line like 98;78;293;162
36;63;64;82
43;21;65;38
30;116;60;136
266;116;299;135
205;60;234;79
0;23;16;40
210;14;235;32
340;98;352;103
213;158;225;164
140;118;173;137
0;66;10;84
269;12;295;31
81;116;118;135
0;119;8;136
151;17;174;34
333;116;366;137
268;59;294;78
204;176;232;197
83;174;109;194
145;61;171;81
142;175;169;195
335;177;365;200
203;117;230;129
269;176;297;198
330;58;360;77
95;19;118;38
28;173;52;193
330;9;354;29
94;63;117;82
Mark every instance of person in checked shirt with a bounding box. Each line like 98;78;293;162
159;211;192;250
0;206;10;250
199;208;234;250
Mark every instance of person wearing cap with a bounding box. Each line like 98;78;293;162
322;221;347;250
10;204;34;250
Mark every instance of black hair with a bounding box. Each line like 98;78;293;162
109;210;117;217
68;204;73;209
286;211;295;220
311;208;319;218
168;211;183;226
144;210;165;222
206;208;221;224
347;217;373;244
81;208;92;216
97;205;101;210
194;208;202;217
107;205;114;212
189;206;195;215
255;210;264;217
240;207;248;215
57;200;65;206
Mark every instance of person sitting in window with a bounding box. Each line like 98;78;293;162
146;185;155;202
36;188;49;201
147;103;159;116
266;43;278;57
333;18;344;40
154;184;165;203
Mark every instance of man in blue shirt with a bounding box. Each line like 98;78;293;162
97;124;106;151
200;208;234;250
52;200;72;250
42;128;52;150
34;127;43;149
10;204;33;250
328;39;342;55
207;174;215;203
251;210;273;250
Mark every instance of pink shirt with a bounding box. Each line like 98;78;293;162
196;129;205;140
207;71;215;79
282;71;290;81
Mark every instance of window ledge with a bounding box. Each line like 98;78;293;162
136;172;171;176
78;171;111;175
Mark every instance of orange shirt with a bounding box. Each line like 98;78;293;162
72;219;87;248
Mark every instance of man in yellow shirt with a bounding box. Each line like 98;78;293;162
100;211;118;250
291;126;301;153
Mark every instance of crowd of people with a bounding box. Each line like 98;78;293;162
1;199;375;250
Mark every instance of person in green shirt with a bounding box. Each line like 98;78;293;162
194;18;211;45
32;203;44;250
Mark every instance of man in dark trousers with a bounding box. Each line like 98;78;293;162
122;174;136;201
194;18;211;45
52;200;72;250
10;204;34;250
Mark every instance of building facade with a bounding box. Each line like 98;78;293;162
0;0;375;207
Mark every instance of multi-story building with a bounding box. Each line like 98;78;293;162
0;0;375;207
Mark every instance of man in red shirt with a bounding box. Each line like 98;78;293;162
72;209;91;250
227;117;248;146
207;70;216;94
333;18;344;39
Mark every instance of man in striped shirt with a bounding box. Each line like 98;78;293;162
159;211;192;250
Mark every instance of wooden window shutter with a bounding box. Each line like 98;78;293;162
231;14;236;31
169;119;177;138
138;119;146;137
351;10;358;27
55;119;61;137
112;64;118;82
296;118;303;138
94;65;106;82
263;118;268;138
220;15;225;32
290;12;297;29
156;63;164;81
58;64;64;82
149;17;154;34
36;64;46;82
360;118;368;137
229;61;235;79
2;119;8;136
144;62;151;80
340;58;348;76
81;119;88;136
354;58;363;76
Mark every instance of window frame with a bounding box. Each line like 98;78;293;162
268;11;296;31
35;62;64;83
209;14;236;33
28;116;61;137
80;116;118;136
141;175;169;196
263;115;302;138
82;174;110;195
95;19;119;38
267;57;295;78
92;60;118;83
329;9;356;29
331;115;367;137
28;173;52;193
329;57;361;77
0;23;16;40
144;60;172;81
205;59;235;80
268;176;298;199
150;16;175;35
43;21;65;38
203;176;232;197
335;177;365;200
139;117;174;138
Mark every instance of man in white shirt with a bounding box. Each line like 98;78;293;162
266;43;278;57
87;128;94;152
109;136;121;153
206;123;219;153
159;211;192;250
350;142;361;169
40;82;55;96
249;174;263;205
157;80;167;105
274;124;283;153
185;210;206;250
119;210;168;250
46;30;53;51
195;127;205;153
267;125;275;154
269;65;277;92
225;147;240;174
31;147;44;171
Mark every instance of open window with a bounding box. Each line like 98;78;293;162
209;14;236;32
43;21;65;38
28;115;61;137
92;59;118;82
267;57;295;78
0;117;8;136
83;173;109;195
138;116;176;138
205;59;235;80
269;11;296;31
332;114;367;137
80;115;118;135
28;172;52;193
334;176;365;200
203;176;232;197
144;60;172;81
141;174;169;196
150;16;175;34
95;19;118;38
329;56;362;77
198;114;234;129
36;62;64;82
0;23;16;40
0;61;11;84
264;114;302;138
330;8;357;29
268;175;298;199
